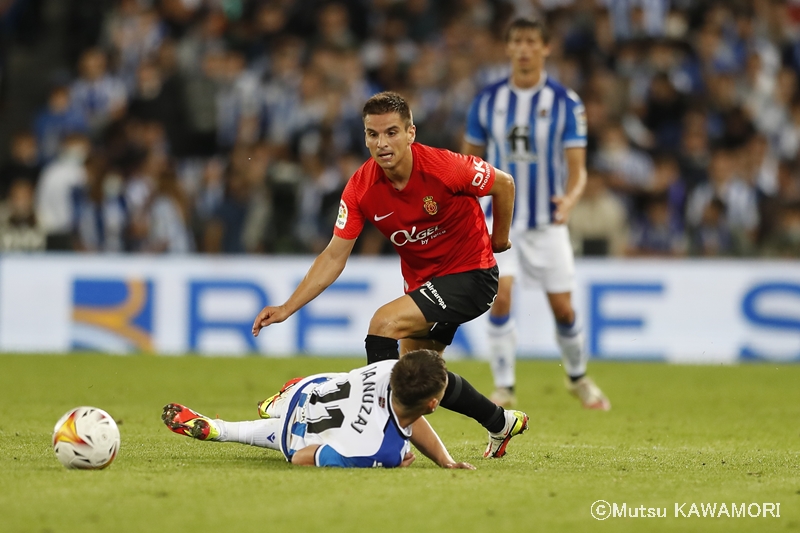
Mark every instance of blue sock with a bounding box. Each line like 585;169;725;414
489;313;510;326
556;315;582;338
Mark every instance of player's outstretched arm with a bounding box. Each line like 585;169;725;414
409;417;475;470
292;445;417;468
552;147;587;224
290;445;319;466
487;168;515;254
252;235;357;336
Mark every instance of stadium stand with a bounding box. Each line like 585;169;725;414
0;0;798;257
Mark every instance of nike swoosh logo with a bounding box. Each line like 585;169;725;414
419;288;435;304
374;212;394;221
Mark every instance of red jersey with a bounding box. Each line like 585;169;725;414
334;143;497;292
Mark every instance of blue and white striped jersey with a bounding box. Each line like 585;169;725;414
465;74;587;229
280;361;412;468
69;75;127;124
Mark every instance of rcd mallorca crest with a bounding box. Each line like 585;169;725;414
423;195;438;215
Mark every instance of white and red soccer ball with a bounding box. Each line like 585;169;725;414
53;407;120;470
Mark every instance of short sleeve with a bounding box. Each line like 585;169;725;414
332;173;365;240
432;149;496;198
464;94;487;146
563;90;588;149
456;155;496;197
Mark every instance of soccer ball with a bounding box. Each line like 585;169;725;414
52;406;120;470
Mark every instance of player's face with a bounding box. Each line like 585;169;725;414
506;28;550;75
364;112;416;171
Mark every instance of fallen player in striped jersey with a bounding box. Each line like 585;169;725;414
162;350;480;469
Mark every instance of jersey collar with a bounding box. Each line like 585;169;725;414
387;388;413;437
509;72;548;95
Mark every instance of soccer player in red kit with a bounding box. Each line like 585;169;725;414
252;92;528;458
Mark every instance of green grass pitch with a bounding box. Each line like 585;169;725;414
0;354;798;533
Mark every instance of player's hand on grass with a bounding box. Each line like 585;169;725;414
443;462;476;470
400;452;416;467
252;305;290;336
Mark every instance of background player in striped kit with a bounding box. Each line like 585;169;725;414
463;18;610;410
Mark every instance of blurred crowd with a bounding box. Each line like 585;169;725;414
0;0;799;258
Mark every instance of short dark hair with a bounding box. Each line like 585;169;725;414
362;91;413;128
390;349;448;410
505;17;549;43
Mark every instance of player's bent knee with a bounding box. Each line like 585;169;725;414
548;293;575;324
552;305;574;325
369;297;430;338
368;313;398;338
368;311;420;339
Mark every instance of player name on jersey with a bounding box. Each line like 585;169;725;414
350;365;378;434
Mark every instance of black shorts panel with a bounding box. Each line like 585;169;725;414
426;322;460;346
407;266;499;345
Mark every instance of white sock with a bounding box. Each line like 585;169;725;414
215;419;282;451
556;315;587;378
488;316;516;389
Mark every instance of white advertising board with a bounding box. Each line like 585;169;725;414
0;255;798;362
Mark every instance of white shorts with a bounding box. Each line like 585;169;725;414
496;225;575;294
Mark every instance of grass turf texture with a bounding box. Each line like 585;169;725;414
0;355;797;533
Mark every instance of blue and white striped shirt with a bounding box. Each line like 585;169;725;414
280;361;412;468
69;75;127;127
465;74;587;229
